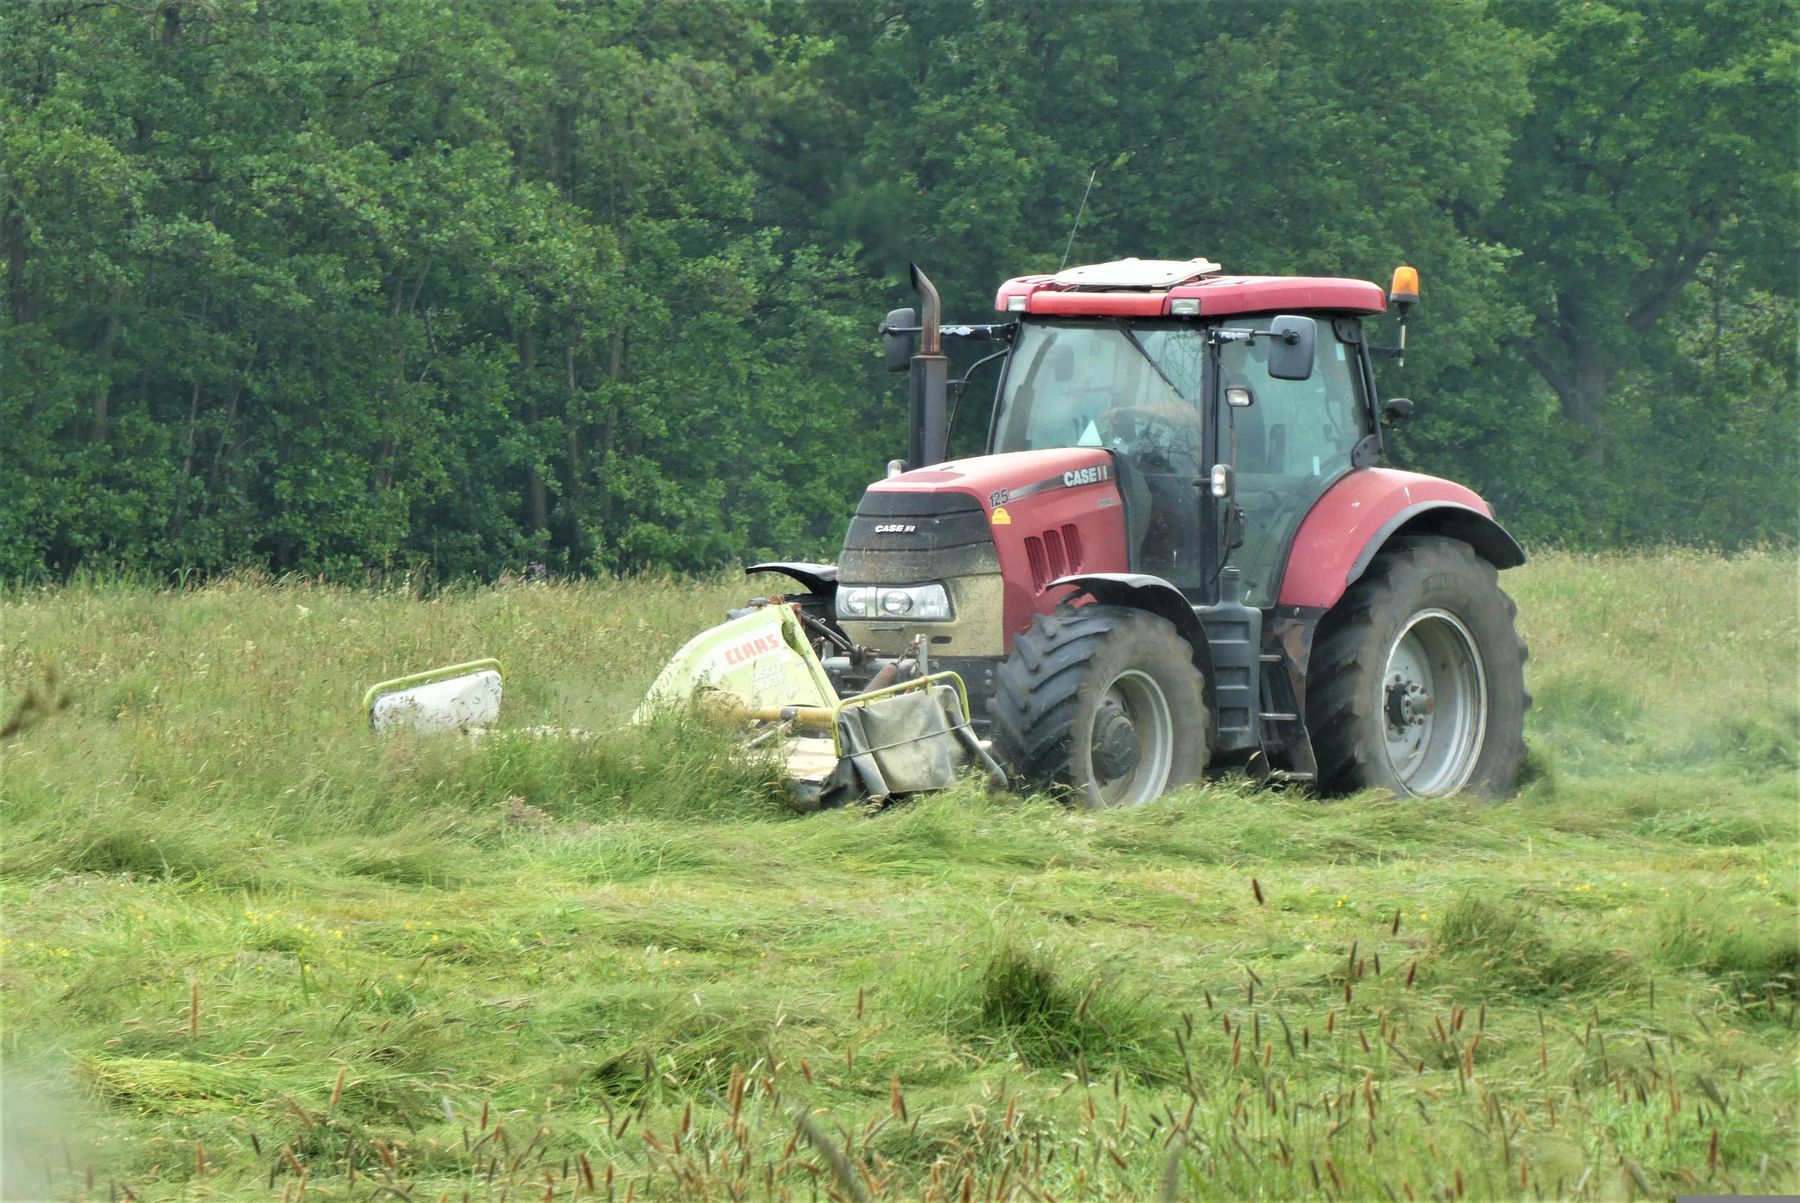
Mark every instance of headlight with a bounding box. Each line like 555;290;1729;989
836;583;952;621
836;586;874;617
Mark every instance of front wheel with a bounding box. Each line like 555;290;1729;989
1307;537;1528;797
992;605;1209;808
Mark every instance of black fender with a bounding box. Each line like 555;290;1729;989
746;561;838;598
1046;572;1216;711
1347;503;1525;587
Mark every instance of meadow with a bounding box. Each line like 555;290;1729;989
1;550;1795;1201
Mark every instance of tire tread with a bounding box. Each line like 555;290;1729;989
1307;538;1529;797
992;605;1208;803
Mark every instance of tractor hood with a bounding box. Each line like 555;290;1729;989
840;448;1131;656
867;447;1121;522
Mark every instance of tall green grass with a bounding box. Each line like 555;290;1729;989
1;551;1795;1200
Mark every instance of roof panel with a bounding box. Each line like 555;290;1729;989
1051;257;1221;290
995;269;1386;317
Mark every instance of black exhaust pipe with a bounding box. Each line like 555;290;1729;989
907;263;949;471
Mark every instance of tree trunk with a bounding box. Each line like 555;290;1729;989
1524;235;1721;470
179;381;202;480
170;381;203;539
551;103;576;195
1522;362;1611;467
1524;312;1614;468
375;264;425;493
596;95;633;553
517;326;549;536
1;206;31;326
598;323;623;547
89;285;126;444
210;346;254;493
1563;353;1612;468
563;339;584;561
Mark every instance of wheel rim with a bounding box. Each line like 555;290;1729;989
1088;669;1174;807
1379;609;1487;796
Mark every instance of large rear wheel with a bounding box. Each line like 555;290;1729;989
1307;537;1528;797
992;605;1208;808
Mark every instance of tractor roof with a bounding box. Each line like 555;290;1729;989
995;257;1386;318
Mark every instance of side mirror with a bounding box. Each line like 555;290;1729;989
1266;315;1316;381
1382;396;1415;425
881;307;917;373
1208;463;1235;499
1224;385;1254;408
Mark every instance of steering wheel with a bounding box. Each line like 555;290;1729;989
1097;407;1195;471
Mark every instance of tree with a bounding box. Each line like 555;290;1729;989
1483;0;1797;464
1;0;1789;580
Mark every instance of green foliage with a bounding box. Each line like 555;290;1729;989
0;0;892;578
1465;0;1797;539
0;1;1792;580
1430;893;1623;997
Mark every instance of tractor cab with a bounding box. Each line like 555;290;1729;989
987;259;1388;606
987;307;1374;605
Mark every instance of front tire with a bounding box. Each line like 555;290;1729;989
992;605;1208;808
1307;537;1528;797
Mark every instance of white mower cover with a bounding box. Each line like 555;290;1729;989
365;661;503;734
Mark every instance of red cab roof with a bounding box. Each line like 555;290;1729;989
995;259;1386;318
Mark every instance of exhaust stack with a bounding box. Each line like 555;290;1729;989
907;263;949;470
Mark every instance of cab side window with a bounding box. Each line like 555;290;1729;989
1223;325;1367;604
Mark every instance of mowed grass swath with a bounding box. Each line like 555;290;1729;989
1;550;1795;1201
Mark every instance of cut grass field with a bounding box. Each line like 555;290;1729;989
2;550;1795;1201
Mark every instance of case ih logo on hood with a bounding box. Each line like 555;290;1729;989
988;462;1116;510
874;523;917;534
724;633;782;665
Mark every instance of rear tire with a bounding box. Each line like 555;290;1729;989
1307;537;1528;797
992;605;1208;808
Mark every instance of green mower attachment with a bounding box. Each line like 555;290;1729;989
634;603;1005;808
363;602;1004;808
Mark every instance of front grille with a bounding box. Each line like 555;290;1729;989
840;488;998;581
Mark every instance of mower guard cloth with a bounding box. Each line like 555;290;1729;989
817;682;1008;807
364;660;503;733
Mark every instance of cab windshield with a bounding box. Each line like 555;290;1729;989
988;315;1372;606
991;321;1208;476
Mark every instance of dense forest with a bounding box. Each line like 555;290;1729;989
2;0;1793;581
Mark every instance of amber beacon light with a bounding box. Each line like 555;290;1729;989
1389;264;1420;311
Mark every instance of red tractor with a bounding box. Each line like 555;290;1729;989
752;258;1528;805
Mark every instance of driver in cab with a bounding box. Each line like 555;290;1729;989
1068;338;1205;476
